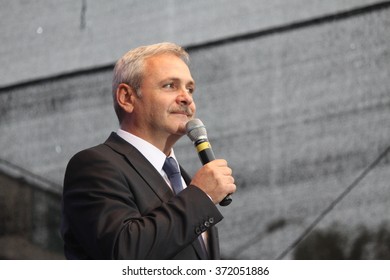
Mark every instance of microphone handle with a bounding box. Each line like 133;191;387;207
195;139;232;206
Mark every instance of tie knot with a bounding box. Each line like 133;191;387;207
163;157;180;177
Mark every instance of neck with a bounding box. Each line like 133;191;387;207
120;125;181;156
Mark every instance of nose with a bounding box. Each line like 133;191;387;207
177;88;193;105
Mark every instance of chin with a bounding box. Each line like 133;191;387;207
169;115;191;134
176;125;187;136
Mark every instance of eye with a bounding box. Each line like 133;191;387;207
186;87;194;94
163;82;175;89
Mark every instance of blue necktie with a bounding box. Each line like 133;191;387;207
163;157;183;195
163;157;209;258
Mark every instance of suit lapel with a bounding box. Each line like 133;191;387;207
104;132;173;203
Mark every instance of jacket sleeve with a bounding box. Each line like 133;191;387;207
61;147;223;259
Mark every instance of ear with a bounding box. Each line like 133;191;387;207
116;83;136;113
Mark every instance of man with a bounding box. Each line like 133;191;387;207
61;42;236;259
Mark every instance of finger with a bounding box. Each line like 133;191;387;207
220;166;232;175
228;183;237;194
213;159;228;166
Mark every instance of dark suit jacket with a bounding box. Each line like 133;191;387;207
61;132;223;259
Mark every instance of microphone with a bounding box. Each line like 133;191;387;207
186;118;232;206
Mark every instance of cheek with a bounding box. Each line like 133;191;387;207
150;100;169;119
191;103;196;114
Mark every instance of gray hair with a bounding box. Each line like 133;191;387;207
112;42;190;122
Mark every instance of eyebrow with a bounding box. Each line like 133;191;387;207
164;77;196;87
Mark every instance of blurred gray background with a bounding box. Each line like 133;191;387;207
1;0;389;259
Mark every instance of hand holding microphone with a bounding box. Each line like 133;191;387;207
186;119;235;206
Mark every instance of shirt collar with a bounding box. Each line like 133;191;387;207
116;128;177;175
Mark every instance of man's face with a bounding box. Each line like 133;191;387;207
132;53;196;141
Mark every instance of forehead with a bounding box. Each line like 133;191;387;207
144;53;194;81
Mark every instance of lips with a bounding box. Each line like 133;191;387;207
170;107;194;117
172;111;190;116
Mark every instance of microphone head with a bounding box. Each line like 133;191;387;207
186;118;208;142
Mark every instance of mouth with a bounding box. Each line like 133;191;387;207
170;108;194;118
171;113;193;123
172;111;191;117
